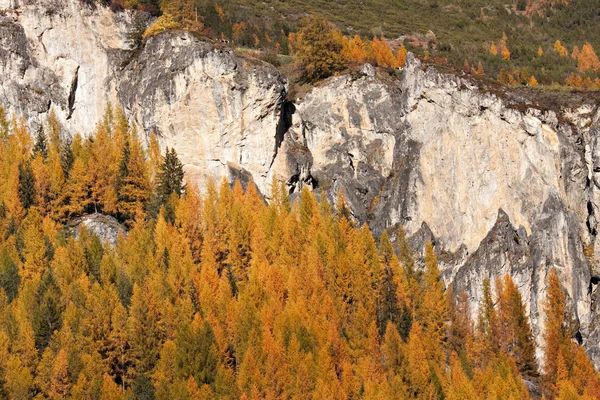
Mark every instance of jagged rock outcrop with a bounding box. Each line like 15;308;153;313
2;0;600;368
278;55;597;362
0;0;138;134
0;0;286;193
117;32;287;192
67;213;126;246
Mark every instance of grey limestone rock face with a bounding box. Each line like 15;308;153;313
0;0;138;135
3;0;600;369
67;213;126;247
117;31;287;195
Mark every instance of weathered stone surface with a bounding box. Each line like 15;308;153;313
67;213;126;246
117;31;287;195
3;0;600;369
0;0;138;135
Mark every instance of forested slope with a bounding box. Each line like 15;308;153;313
0;107;598;399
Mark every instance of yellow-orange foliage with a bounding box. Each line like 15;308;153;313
232;22;246;44
371;37;395;67
499;33;510;60
3;102;600;400
143;0;204;39
490;34;510;60
554;40;568;57
396;45;407;68
577;42;600;73
342;35;369;63
528;75;539;86
215;3;225;20
566;72;583;87
475;61;485;76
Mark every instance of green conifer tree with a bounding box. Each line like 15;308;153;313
18;161;36;210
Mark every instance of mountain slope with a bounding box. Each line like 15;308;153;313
2;0;600;372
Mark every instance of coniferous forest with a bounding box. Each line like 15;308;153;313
0;105;599;399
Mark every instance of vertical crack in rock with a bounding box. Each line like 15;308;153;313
270;97;294;168
66;65;79;120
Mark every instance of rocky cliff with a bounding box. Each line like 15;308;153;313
2;0;600;367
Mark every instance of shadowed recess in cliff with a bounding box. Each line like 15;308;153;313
271;98;295;169
66;65;79;120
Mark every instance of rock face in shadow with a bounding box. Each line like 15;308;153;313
2;0;600;368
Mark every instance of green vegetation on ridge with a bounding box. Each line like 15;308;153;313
103;0;600;88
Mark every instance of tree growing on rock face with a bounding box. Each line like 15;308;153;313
342;35;369;63
292;15;346;82
396;45;408;68
371;37;395;67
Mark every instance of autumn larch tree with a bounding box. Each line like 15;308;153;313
117;131;151;223
542;268;569;397
49;349;70;399
447;288;474;361
475;277;498;367
418;242;448;365
293;15;346;82
497;274;538;377
143;0;203;39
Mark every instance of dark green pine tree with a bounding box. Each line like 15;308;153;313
175;320;218;386
60;140;74;179
157;147;186;203
32;272;63;352
33;127;48;160
0;247;20;301
149;147;185;221
18;161;36;210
